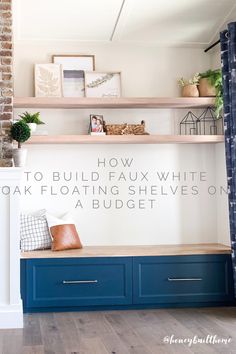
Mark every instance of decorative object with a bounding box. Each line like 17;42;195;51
199;69;223;117
12;148;27;168
90;114;105;134
19;111;45;133
20;210;51;251
196;107;223;135
51;224;82;251
10;120;31;167
220;21;236;296
179;111;198;135
178;73;200;97
35;64;63;97
52;55;95;97
105;120;148;135
198;79;216;96
46;212;83;251
182;85;199;97
85;72;121;98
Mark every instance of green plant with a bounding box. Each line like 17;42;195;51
178;73;200;87
19;111;45;125
199;69;223;118
10;121;31;148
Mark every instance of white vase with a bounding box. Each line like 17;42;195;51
12;148;27;167
27;123;37;132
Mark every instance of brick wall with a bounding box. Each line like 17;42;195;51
0;0;13;167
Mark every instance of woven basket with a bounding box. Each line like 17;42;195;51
105;120;149;135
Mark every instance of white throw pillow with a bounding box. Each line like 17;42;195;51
46;212;75;227
20;210;51;251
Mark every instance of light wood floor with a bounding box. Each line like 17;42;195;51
0;307;236;354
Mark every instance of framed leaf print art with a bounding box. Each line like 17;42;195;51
35;64;63;97
85;72;121;98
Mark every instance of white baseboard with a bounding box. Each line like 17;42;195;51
0;303;23;329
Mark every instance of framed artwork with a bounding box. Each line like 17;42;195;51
85;72;121;98
52;55;95;97
35;64;63;97
90;114;104;133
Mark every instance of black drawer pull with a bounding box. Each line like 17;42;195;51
167;277;202;282
62;280;98;284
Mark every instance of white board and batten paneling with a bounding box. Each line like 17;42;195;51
0;168;23;329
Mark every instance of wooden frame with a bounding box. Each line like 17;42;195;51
85;71;121;98
52;55;95;70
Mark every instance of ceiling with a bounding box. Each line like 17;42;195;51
13;0;236;47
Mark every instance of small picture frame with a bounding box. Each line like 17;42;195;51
90;114;104;134
35;64;63;97
52;55;95;97
85;72;121;98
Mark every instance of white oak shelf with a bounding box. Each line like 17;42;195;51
21;243;231;259
14;97;215;109
26;134;224;145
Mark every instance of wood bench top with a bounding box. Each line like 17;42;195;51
21;243;231;259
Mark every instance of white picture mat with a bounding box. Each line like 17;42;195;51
53;56;94;97
63;77;84;97
53;56;94;71
85;72;121;98
63;70;85;97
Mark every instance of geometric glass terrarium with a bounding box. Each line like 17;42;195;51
179;111;198;135
196;107;223;135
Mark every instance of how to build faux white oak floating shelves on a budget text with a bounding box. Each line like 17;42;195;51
13;97;215;109
26;135;224;144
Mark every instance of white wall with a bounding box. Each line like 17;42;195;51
14;42;210;97
210;47;221;70
18;143;219;246
13;40;230;246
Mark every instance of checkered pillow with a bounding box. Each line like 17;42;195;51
20;212;51;251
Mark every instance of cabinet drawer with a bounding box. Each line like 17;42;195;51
133;255;233;304
22;257;132;308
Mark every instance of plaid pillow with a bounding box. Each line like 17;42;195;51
20;212;51;251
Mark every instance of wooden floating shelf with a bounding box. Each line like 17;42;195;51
14;97;215;109
26;135;224;145
21;243;231;259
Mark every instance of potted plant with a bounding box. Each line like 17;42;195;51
199;69;223;117
178;73;200;97
19;111;45;133
10;120;31;167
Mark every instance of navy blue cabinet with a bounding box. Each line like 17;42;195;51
133;255;234;304
21;254;234;312
21;257;132;311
